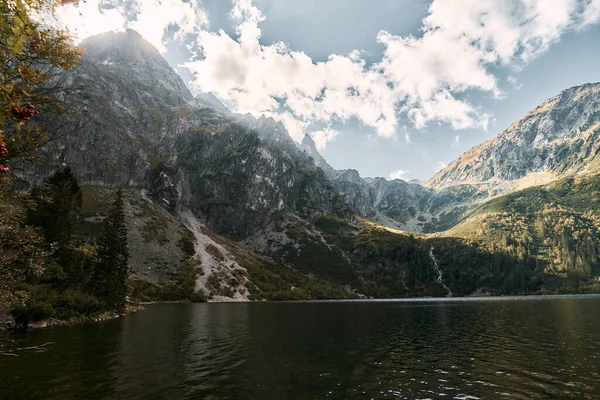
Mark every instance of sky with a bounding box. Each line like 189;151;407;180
53;0;600;181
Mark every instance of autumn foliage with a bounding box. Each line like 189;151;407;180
1;0;81;308
0;0;82;177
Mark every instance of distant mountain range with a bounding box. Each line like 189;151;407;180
16;29;600;300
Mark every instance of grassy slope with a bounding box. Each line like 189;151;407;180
80;186;357;301
447;173;600;288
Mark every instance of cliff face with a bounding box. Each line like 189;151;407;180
14;30;194;187
19;28;470;239
429;83;600;189
171;115;351;237
15;30;349;235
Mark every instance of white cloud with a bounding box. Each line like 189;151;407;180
311;128;341;150
186;17;398;138
580;0;600;27
129;0;207;52
507;76;523;90
185;0;600;142
435;161;448;171
53;0;207;52
452;135;460;147
390;169;410;180
48;0;600;142
184;0;404;138
52;1;126;39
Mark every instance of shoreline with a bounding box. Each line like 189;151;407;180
3;304;145;331
6;291;600;332
142;291;600;305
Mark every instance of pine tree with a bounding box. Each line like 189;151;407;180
90;189;129;311
28;166;82;247
27;166;84;286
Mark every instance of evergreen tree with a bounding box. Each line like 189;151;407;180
27;166;85;286
28;166;82;246
90;190;129;311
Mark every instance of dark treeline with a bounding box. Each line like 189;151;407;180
9;167;129;325
311;214;598;297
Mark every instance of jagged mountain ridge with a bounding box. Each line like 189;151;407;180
23;28;462;235
14;29;600;300
299;132;481;232
18;30;348;225
429;82;600;189
24;28;472;235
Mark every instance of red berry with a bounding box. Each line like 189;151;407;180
9;103;39;122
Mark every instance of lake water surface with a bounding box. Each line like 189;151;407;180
2;295;600;399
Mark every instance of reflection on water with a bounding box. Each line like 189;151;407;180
2;296;600;399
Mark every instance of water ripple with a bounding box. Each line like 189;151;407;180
1;297;600;399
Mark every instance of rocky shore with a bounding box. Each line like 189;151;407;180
0;304;145;331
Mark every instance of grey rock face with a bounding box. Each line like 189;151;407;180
81;29;194;106
15;30;350;239
195;93;230;114
12;29;496;248
14;30;196;188
429;82;600;188
174;121;351;237
22;29;470;235
298;133;338;179
296;136;473;230
334;173;428;224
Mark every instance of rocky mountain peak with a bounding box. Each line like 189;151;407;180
301;133;317;150
80;29;161;64
429;81;600;189
336;169;362;184
77;29;194;105
298;133;337;178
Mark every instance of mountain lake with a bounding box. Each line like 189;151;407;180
1;295;600;399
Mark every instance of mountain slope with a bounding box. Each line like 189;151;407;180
11;30;358;300
12;29;600;300
14;30;195;187
430;83;600;190
446;173;600;289
298;132;480;232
